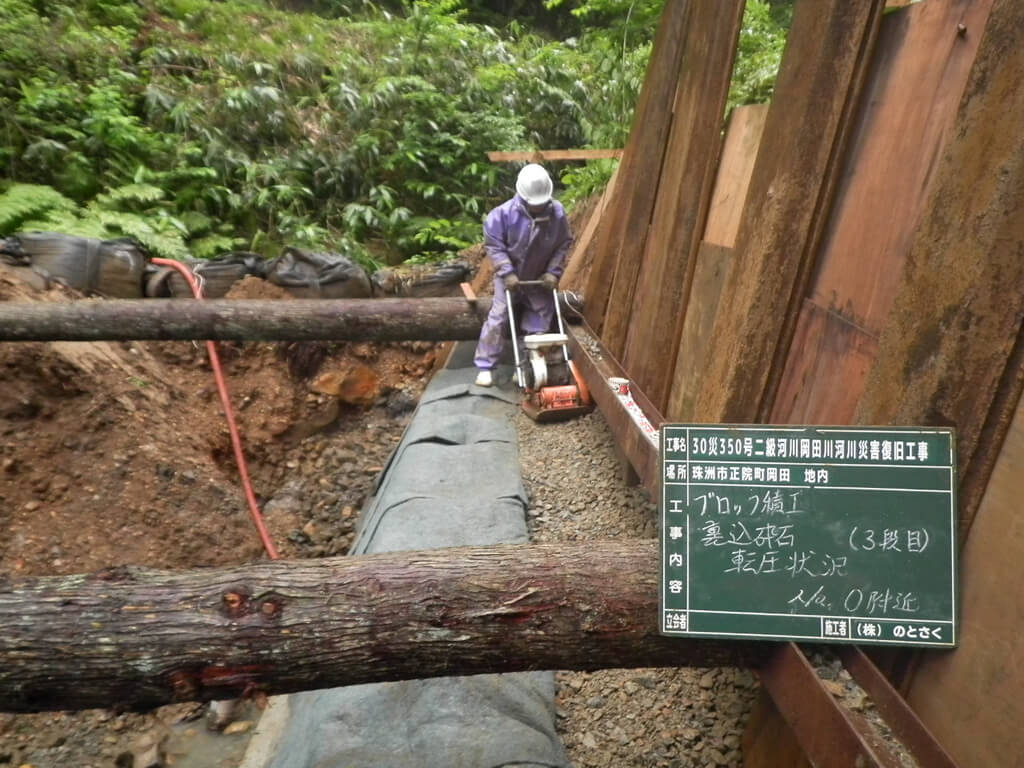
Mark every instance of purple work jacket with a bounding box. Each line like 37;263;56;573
483;195;573;281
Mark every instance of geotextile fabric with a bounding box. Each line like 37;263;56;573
263;344;569;768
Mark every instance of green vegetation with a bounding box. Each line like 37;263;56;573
0;0;791;265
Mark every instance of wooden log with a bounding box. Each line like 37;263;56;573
0;298;493;342
583;0;690;331
0;540;772;713
693;0;886;425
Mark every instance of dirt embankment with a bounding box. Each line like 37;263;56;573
0;268;438;767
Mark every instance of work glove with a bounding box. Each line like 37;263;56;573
540;272;559;291
502;273;521;291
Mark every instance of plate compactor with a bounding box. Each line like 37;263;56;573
506;281;593;423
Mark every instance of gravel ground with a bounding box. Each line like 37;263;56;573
516;408;760;768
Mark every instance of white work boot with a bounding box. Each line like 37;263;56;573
474;369;493;387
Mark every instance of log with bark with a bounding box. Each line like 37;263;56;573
0;294;584;342
0;540;771;713
0;298;488;342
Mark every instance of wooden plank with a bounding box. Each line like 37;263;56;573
905;392;1024;768
957;326;1024;543
855;0;1024;542
838;647;960;768
765;0;994;450
760;0;999;740
559;165;620;292
756;644;905;768
612;0;746;411
769;299;878;425
692;0;886;425
810;0;996;336
723;3;885;764
664;106;766;420
566;323;662;495
583;0;690;332
742;692;813;768
664;242;735;421
703;104;769;249
486;149;622;162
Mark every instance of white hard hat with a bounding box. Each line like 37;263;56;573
516;163;553;206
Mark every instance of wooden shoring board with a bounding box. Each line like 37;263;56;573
582;0;690;332
766;0;994;433
853;0;1024;724
715;1;887;764
905;392;1024;768
808;0;996;337
703;104;770;249
567;324;945;768
487;149;622;162
769;299;878;425
753;4;994;762
560;165;620;292
566;323;661;495
611;0;745;411
664;242;735;421
666;105;766;420
839;647;960;768
751;644;906;768
854;0;1024;544
565;325;659;493
691;0;886;426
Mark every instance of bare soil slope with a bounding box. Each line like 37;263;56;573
0;267;436;766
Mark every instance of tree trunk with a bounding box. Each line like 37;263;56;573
0;540;771;713
0;298;490;342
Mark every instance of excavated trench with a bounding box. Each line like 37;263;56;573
242;341;570;768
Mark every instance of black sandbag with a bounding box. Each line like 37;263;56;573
0;237;50;291
371;259;470;297
14;232;146;298
145;252;266;298
0;237;29;266
265;247;371;299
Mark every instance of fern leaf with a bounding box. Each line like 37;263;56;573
93;210;191;260
190;233;244;260
0;184;78;235
18;212;108;240
96;183;166;207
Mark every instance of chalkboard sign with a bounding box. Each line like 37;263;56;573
659;425;957;647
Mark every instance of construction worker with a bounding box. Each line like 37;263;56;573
473;163;573;387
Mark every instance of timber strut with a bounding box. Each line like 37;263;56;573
0;540;772;713
0;298;490;342
0;295;583;342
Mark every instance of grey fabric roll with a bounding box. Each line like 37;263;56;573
261;346;569;768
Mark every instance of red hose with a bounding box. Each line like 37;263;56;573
151;258;280;560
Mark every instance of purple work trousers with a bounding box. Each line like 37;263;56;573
473;282;556;370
